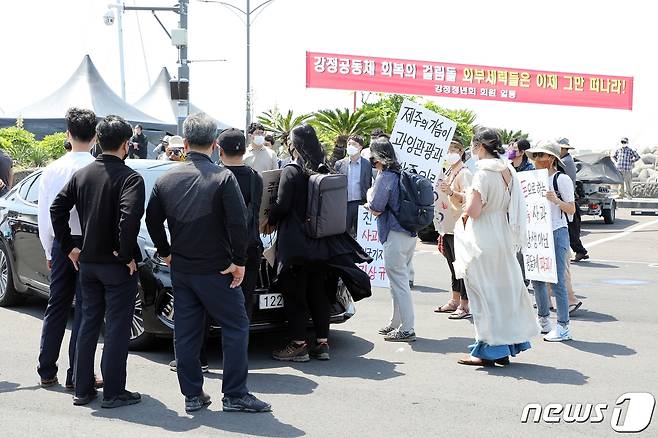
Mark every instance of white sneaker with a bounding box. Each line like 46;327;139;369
538;316;552;334
544;324;572;342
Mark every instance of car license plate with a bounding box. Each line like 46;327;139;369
259;293;284;310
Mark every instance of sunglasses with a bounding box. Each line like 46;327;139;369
531;152;548;159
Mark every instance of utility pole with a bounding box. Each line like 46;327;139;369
246;0;251;136
177;0;190;135
105;1;188;134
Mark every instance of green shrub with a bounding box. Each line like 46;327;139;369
38;132;67;160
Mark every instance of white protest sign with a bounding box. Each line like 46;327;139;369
259;169;282;230
518;169;558;284
390;99;457;185
356;206;389;288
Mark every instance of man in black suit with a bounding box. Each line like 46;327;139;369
51;115;145;408
334;135;373;237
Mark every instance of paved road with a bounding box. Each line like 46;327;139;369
1;210;657;437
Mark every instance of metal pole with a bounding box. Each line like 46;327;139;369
245;0;251;137
117;1;126;100
177;0;190;135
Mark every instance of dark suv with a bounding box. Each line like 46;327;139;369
0;160;355;350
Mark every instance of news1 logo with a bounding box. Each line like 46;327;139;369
521;393;656;433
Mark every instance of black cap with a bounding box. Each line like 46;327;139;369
218;128;246;152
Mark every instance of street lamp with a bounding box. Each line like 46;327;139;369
198;0;277;136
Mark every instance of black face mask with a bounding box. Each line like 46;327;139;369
369;156;378;168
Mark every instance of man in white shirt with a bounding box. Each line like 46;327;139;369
37;107;100;390
243;123;278;173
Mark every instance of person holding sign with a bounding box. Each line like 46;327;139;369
454;128;538;366
526;140;576;342
366;138;418;343
433;140;473;319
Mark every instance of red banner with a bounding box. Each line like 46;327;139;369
306;51;633;110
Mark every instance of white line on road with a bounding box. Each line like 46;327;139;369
585;219;658;249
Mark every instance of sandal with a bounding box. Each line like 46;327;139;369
448;306;472;319
458;356;494;367
434;299;459;313
569;301;583;315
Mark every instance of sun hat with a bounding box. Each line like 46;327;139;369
525;139;565;167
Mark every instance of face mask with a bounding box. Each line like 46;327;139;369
253;135;265;145
507;149;518;160
369;156;378;168
346;145;359;156
446;152;462;165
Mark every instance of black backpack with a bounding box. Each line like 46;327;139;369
552;171;570;222
392;170;435;232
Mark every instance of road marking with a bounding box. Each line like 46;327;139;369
584;219;658;249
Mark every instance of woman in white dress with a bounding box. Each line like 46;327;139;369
454;128;539;366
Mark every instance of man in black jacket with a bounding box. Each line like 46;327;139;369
145;113;271;414
218;128;264;319
51;115;145;408
129;124;148;159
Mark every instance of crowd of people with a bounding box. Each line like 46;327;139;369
22;104;640;414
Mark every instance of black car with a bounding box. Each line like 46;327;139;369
0;160;355;350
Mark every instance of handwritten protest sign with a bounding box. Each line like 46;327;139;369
518;169;557;283
390;99;457;186
259;169;282;229
356;206;389;288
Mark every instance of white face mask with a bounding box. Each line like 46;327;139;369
346;145;360;156
446;152;462;165
253;135;265;145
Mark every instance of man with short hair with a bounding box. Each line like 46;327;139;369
129;124;148;159
613;137;640;199
146;113;270;414
37;107;100;390
557;138;588;262
263;134;275;150
335;135;373;237
244;122;278;173
51;115;145;408
219;128;264;318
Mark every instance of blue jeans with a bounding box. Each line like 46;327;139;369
532;227;570;327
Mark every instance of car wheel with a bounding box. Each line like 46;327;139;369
0;242;26;307
602;201;616;224
128;285;155;351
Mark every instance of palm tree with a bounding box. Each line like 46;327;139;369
257;108;313;144
498;129;530;146
311;108;380;164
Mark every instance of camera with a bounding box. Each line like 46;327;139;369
103;9;115;26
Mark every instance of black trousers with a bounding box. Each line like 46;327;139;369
75;263;137;399
441;234;467;300
568;207;587;255
171;271;249;398
277;264;330;341
175;245;261;365
346;200;363;238
37;237;83;386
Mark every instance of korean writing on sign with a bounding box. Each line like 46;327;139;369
518;169;557;284
306;51;633;110
258;169;282;231
356;206;389;288
390;99;456;186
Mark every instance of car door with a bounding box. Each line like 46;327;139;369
10;172;50;292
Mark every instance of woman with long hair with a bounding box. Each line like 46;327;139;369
266;124;372;361
454;127;539;366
